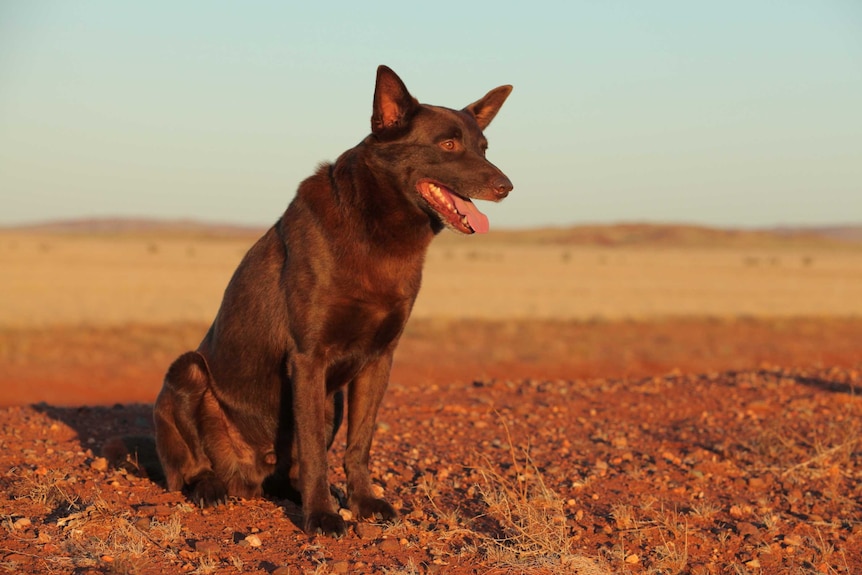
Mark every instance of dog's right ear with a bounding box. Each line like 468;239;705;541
372;66;419;134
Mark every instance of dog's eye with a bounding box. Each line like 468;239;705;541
440;140;456;151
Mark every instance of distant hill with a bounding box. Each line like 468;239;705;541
449;222;862;248
3;218;861;248
2;218;265;239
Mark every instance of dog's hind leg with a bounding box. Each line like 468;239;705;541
154;351;228;506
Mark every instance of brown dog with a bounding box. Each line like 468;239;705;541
153;66;512;536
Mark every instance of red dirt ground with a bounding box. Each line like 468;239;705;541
1;318;861;574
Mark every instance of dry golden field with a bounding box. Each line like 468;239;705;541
2;227;861;328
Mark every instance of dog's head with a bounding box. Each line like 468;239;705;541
368;65;513;235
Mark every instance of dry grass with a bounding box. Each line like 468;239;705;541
3;467;196;574
8;467;79;513
469;420;609;575
606;501;690;574
746;401;862;481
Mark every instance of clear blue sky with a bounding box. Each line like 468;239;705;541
2;1;860;229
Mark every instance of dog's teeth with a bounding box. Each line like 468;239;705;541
426;182;457;213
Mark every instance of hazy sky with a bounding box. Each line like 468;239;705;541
1;1;861;229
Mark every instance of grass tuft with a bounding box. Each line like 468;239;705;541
472;420;609;574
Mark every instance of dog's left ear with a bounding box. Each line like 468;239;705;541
372;66;419;134
464;85;513;130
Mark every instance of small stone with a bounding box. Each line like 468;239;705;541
330;560;350;573
244;534;262;548
194;540;220;555
272;567;293;575
90;457;108;472
338;508;354;521
371;484;385;498
625;554;640;564
134;517;151;531
783;534;803;547
379;538;400;552
12;518;31;531
745;558;761;568
748;476;765;489
737;522;759;538
355;522;383;539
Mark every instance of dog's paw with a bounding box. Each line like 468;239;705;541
353;497;398;523
189;475;228;508
304;511;347;538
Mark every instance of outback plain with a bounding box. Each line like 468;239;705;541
1;221;861;574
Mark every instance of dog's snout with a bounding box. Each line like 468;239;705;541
492;175;513;199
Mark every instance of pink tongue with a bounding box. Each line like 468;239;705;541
451;195;490;234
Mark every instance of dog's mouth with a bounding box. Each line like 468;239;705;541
416;180;489;234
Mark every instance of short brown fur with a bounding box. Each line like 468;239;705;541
153;66;513;536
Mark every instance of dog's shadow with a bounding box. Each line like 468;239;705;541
31;402;308;531
761;370;860;395
32;402;164;481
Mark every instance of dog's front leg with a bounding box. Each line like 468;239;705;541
345;355;398;523
290;355;346;537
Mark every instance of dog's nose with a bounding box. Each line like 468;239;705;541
492;175;513;199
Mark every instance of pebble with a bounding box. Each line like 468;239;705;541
90;457;109;472
783;534;803;547
379;538;400;552
244;534;262;548
134;517;151;531
737;521;759;538
355;523;383;539
330;560;350;573
194;540;220;555
272;567;292;575
12;518;31;531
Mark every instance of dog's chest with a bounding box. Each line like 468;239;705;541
320;292;411;358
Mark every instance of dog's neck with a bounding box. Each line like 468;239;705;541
330;145;439;252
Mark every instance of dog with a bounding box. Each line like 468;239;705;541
153;65;513;536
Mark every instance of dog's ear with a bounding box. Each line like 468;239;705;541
372;66;419;134
464;85;513;130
